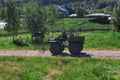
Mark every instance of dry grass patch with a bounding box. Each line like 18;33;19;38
1;62;21;74
45;70;61;80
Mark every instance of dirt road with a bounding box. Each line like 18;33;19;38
0;50;120;59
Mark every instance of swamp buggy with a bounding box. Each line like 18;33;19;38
49;32;85;55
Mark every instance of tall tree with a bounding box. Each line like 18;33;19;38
113;0;120;31
46;5;58;36
4;0;20;41
46;5;57;26
24;0;47;42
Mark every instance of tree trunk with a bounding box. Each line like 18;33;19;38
13;35;15;41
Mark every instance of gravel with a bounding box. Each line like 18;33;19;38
0;50;120;59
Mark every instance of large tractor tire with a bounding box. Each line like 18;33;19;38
69;43;83;55
50;43;64;55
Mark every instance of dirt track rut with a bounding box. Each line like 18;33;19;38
0;50;120;59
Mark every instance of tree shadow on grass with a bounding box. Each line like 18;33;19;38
52;52;91;58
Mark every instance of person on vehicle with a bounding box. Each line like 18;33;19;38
55;32;67;41
61;32;67;41
68;32;75;39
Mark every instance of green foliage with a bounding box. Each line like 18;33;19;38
23;0;47;43
4;0;20;40
113;0;120;31
0;57;120;80
46;5;58;26
0;7;4;19
77;7;85;17
24;1;47;35
45;5;58;35
104;6;114;14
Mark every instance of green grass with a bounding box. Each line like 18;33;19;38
0;29;8;35
0;34;49;50
0;29;29;36
0;18;119;50
82;32;120;50
0;57;120;80
0;18;112;34
0;31;120;50
47;18;111;32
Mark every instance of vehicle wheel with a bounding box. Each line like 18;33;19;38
69;43;83;54
50;43;64;55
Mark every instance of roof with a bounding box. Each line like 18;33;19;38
86;13;111;17
0;22;6;29
56;5;68;14
69;14;77;17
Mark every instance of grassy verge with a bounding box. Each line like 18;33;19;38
1;18;112;34
82;31;120;50
0;18;119;50
0;29;8;35
47;18;108;32
0;57;120;80
0;31;120;50
0;34;49;50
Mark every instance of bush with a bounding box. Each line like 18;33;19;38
113;1;120;32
